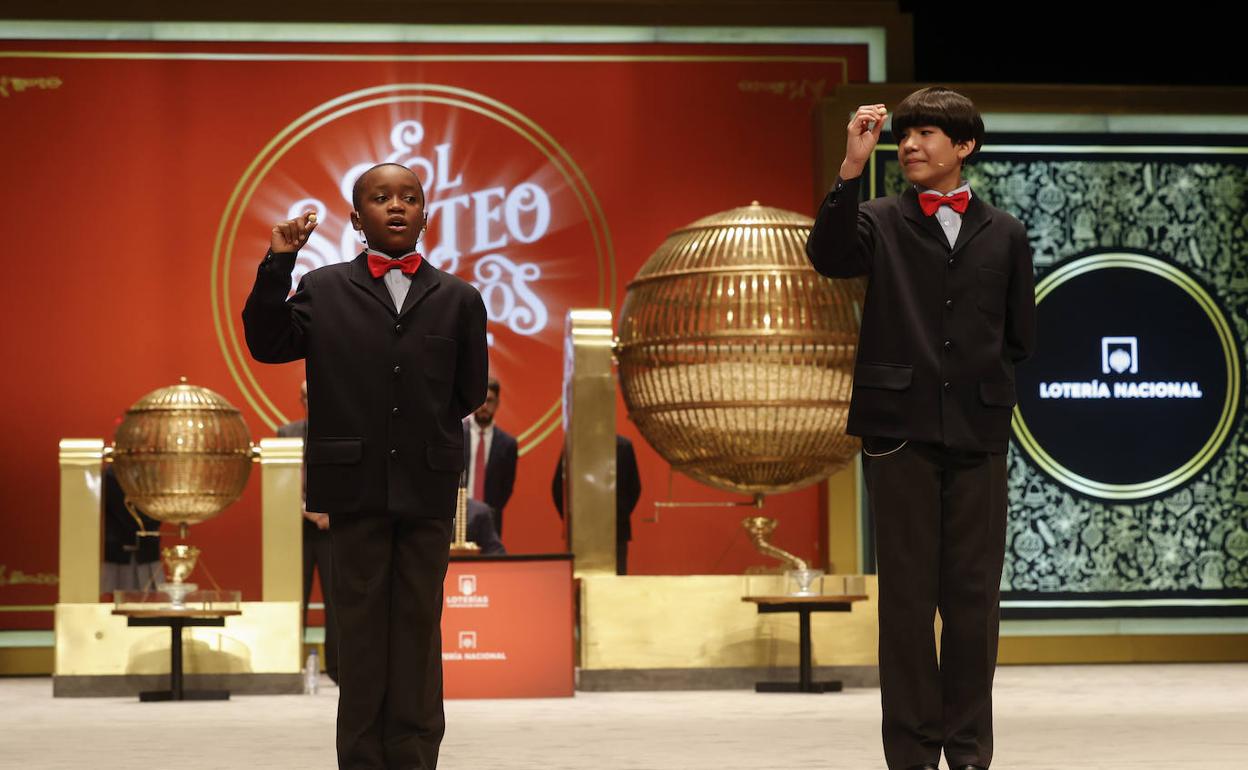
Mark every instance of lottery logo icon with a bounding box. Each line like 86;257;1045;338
1101;336;1139;374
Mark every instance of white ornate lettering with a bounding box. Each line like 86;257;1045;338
287;198;338;291
473;253;548;336
282;119;554;339
386;120;436;189
504;183;551;243
472;187;508;252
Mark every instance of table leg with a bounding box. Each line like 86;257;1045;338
798;608;813;691
171;620;184;700
136;617;230;702
754;606;845;694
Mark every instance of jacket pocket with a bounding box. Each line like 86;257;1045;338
427;444;464;473
977;267;1007;315
306;437;364;465
854;362;913;390
979;381;1017;407
425;335;456;382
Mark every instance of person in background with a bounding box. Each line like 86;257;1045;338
465;498;506;556
101;462;162;595
277;380;338;685
463;377;517;538
552;435;641;575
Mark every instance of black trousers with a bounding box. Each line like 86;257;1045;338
862;439;1008;770
302;524;339;682
329;513;453;770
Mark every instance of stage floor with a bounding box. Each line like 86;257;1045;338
2;664;1244;768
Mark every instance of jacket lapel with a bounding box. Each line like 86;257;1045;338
347;252;398;316
950;195;993;256
486;429;502;473
900;187;995;256
901;187;953;252
347;253;441;319
398;259;439;320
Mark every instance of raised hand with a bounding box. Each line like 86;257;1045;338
270;211;318;254
841;103;888;179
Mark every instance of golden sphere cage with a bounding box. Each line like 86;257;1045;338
111;378;254;527
616;203;863;495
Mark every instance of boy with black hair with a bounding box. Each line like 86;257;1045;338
245;162;488;770
806;87;1035;770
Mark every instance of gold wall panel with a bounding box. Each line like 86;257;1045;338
579;574;878;670
58;439;105;603
825;462;860;574
563;309;618;576
999;634;1248;664
259;438;303;602
54;601;301;676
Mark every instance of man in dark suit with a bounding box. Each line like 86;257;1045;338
805;88;1035;770
465;499;506;556
462;377;517;539
244;162;488;770
551;435;642;575
276;380;339;684
100;463;162;594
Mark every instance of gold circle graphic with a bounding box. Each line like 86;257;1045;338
210;84;615;455
1011;252;1241;500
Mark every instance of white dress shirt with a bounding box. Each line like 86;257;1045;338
366;248;415;312
918;181;973;248
466;419;495;498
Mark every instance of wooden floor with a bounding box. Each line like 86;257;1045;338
2;664;1244;768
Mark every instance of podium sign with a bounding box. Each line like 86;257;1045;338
442;557;574;698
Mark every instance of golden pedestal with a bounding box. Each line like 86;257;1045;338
54;437;305;696
561;308;875;687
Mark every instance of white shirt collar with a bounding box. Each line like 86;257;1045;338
365;247;421;261
918;181;973;199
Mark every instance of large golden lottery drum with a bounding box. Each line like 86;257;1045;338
616;203;862;495
111;378;254;527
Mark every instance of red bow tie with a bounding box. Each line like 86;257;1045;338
918;190;970;216
367;250;423;279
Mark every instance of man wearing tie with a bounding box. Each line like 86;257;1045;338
463;377;517;539
275;380;339;685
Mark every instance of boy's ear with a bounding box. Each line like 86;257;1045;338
956;138;977;160
349;210;362;230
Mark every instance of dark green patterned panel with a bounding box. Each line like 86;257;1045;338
869;136;1248;617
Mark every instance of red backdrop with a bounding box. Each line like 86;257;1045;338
0;39;868;629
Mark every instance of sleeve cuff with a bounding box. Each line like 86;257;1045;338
824;175;860;207
832;175;861;192
264;250;298;266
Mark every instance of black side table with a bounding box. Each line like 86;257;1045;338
114;609;241;701
743;595;868;694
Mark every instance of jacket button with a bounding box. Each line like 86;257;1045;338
392;407;400;416
390;449;398;459
945;299;953;309
393;365;401;375
943;381;951;390
947;258;955;267
944;340;953;351
395;324;403;333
